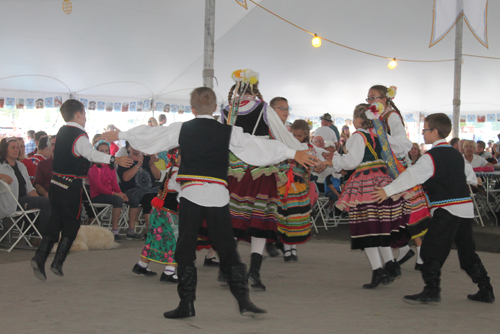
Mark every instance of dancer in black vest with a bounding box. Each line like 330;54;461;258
373;113;495;305
103;87;316;318
30;100;132;281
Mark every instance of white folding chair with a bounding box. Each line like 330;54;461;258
311;196;330;232
0;180;42;252
82;183;113;227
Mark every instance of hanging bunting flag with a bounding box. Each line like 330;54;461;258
45;97;54;108
129;102;137;112
486;114;495;122
26;98;35;109
88;101;96;110
430;0;488;48
235;0;248;9
54;96;62;107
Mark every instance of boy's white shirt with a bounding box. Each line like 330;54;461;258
66;122;111;164
118;115;297;207
384;139;477;218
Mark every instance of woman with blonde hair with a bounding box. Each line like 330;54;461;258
148;117;159;127
408;143;422;165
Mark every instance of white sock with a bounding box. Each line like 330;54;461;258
396;245;411;261
365;247;383;270
283;244;291;253
378;246;395;264
250;237;266;255
164;265;178;279
290;244;297;255
138;260;148;268
416;246;423;264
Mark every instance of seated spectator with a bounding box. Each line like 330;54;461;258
92;133;102;146
463;140;491;168
16;137;36;182
147;117;158;127
311;135;334;193
31;136;52;167
0;138;51;235
116;141;161;240
34;135;56;198
88;140;133;242
449;137;460;151
408;142;422;166
324;174;342;218
487;140;495;154
476;140;492;159
420;143;428;154
25;130;36;155
27;131;47;158
158;114;167;126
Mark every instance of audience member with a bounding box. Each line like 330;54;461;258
16;137;36;182
463;140;491;168
34;135;56;197
117;141;161;240
32;136;52;167
27;131;47;158
105;125;121;155
159;114;167;126
313;114;339;150
25;130;36;155
476;140;492;159
147;117;159;127
408;143;422;165
0;138;51;234
449;137;460;151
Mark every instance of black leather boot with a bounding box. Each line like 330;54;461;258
404;260;441;305
247;253;266;291
163;266;197;319
50;237;73;277
466;262;495;303
228;263;267;317
30;236;57;281
362;268;390;289
385;260;402;282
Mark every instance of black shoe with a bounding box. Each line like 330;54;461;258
30;236;57;282
132;264;157;276
50;237;72;277
363;268;390;289
247;253;266;291
404;287;441;305
397;249;415;265
291;249;298;262
265;243;280;257
163;301;195;319
203;256;220;267
415;263;423;271
160;272;179;283
385;260;402;282
114;234;122;242
467;289;495;303
284;250;292;262
228;263;267;317
126;232;143;240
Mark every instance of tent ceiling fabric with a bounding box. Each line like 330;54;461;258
0;0;499;117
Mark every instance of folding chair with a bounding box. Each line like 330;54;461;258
0;180;42;252
82;183;113;227
311;196;331;232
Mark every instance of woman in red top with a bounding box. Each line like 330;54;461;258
88;140;129;241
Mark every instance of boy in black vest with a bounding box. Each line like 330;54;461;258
102;87;316;318
372;113;494;305
31;100;132;281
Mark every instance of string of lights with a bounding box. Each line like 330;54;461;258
247;0;500;69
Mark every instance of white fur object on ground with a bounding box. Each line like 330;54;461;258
51;225;119;252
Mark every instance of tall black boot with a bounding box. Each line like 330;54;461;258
385;260;402;282
362;268;390;289
247;253;266;291
50;237;73;277
466;262;495;303
163;266;197;319
404;260;441;305
30;236;57;281
228;263;267;317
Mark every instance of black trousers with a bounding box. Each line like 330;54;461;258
43;180;83;242
421;208;482;274
175;198;241;271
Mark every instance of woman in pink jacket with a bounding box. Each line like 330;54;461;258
88;140;129;241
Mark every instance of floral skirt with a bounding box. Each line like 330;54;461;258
141;207;178;265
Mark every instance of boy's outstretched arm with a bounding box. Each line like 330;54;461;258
115;156;133;168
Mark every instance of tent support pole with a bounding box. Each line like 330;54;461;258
452;14;463;138
203;0;215;89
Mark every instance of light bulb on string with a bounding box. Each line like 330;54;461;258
388;58;397;69
312;34;322;48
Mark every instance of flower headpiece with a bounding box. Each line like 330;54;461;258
386;86;397;99
366;102;384;120
231;69;259;85
94;139;110;150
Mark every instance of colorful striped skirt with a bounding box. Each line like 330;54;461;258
276;179;312;245
336;160;411;250
227;153;280;242
141;207;178;265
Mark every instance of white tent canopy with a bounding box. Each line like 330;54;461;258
1;0;499;118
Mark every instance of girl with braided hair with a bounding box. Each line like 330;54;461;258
218;70;307;291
